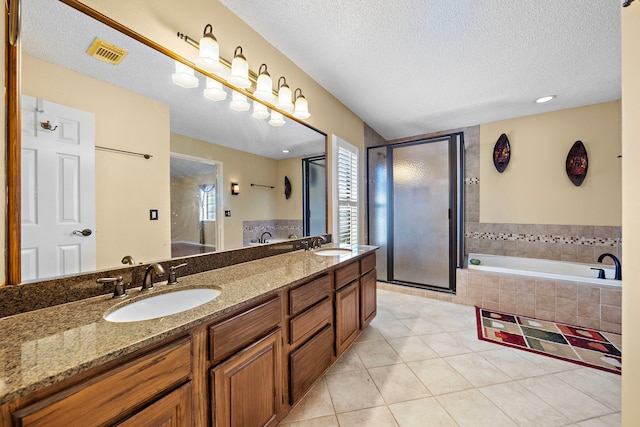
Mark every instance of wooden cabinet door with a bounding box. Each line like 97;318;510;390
211;329;282;427
335;280;360;355
118;383;192;427
360;269;377;328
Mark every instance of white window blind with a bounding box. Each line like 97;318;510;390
337;142;358;245
200;185;216;221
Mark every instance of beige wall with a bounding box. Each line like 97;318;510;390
170;134;305;249
22;55;171;269
76;0;365;238
622;4;639;425
480;101;621;226
276;157;304;220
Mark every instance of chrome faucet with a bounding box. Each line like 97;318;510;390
168;262;188;285
312;235;326;249
259;231;272;243
121;255;136;265
142;263;165;291
597;253;621;280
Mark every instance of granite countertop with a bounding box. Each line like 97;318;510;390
0;245;377;405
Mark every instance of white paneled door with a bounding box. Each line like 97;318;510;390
21;95;96;281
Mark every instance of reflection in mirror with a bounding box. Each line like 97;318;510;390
19;0;327;282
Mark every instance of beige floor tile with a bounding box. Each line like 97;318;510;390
385;336;439;362
357;325;385;342
368;364;431;404
479;381;571;427
576;412;621;427
555;368;621;411
373;319;415;339
407;358;473;395
518;375;613;422
325;370;385;413
278;415;339;427
514;346;582;373
449;328;498;352
419;332;473;357
335;406;398;427
388;397;458;427
399;317;445;335
326;347;365;374
436;389;517;426
353;339;403;368
479;348;548;379
444;353;512;387
280;378;335;422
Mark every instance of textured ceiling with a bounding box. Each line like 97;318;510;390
220;0;622;140
21;0;326;160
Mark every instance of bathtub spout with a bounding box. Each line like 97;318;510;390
597;253;621;280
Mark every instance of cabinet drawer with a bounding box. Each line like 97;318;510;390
360;253;376;275
209;296;281;364
289;298;332;346
289;275;332;315
289;325;334;403
334;261;359;290
13;337;192;427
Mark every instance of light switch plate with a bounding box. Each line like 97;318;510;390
150;209;158;220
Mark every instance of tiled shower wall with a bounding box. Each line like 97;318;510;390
463;126;622;265
242;220;303;246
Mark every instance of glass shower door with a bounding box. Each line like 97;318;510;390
367;135;462;291
392;140;450;288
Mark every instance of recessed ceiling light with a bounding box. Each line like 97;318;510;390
535;95;557;104
282;149;290;153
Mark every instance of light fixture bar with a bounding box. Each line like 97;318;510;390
178;31;258;84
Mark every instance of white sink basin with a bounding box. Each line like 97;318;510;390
104;288;221;322
314;248;353;257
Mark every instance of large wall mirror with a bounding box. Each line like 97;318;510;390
11;0;327;283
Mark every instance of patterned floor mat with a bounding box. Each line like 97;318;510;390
476;307;622;374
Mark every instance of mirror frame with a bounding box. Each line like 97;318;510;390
5;0;329;285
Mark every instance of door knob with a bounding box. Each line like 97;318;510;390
73;229;92;236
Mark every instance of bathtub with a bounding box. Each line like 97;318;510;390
467;253;621;288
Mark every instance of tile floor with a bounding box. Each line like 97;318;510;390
278;287;621;427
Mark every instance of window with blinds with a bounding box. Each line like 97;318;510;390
337;143;358;245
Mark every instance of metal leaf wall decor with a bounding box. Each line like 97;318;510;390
493;133;511;173
566;140;588;186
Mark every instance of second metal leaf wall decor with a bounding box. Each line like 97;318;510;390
566;140;588;186
493;133;511;173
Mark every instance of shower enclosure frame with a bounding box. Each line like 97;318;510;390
366;132;465;293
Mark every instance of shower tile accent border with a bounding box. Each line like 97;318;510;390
464;223;622;265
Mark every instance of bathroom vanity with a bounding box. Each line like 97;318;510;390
0;246;377;426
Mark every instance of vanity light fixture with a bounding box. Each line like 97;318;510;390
269;110;286;127
293;88;310;119
195;24;222;73
535;95;557;103
229;90;251;111
253;64;274;102
227;46;251;89
252;101;270;119
204;77;227;101
276;77;294;112
172;61;199;88
231;182;240;195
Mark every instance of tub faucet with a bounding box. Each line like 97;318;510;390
142;263;165;291
259;232;272;243
597;253;621;280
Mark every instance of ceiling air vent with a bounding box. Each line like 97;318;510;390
86;38;128;65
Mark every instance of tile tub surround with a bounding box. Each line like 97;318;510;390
0;234;330;318
379;269;623;334
0;244;376;405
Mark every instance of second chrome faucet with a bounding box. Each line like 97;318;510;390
142;263;165;291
